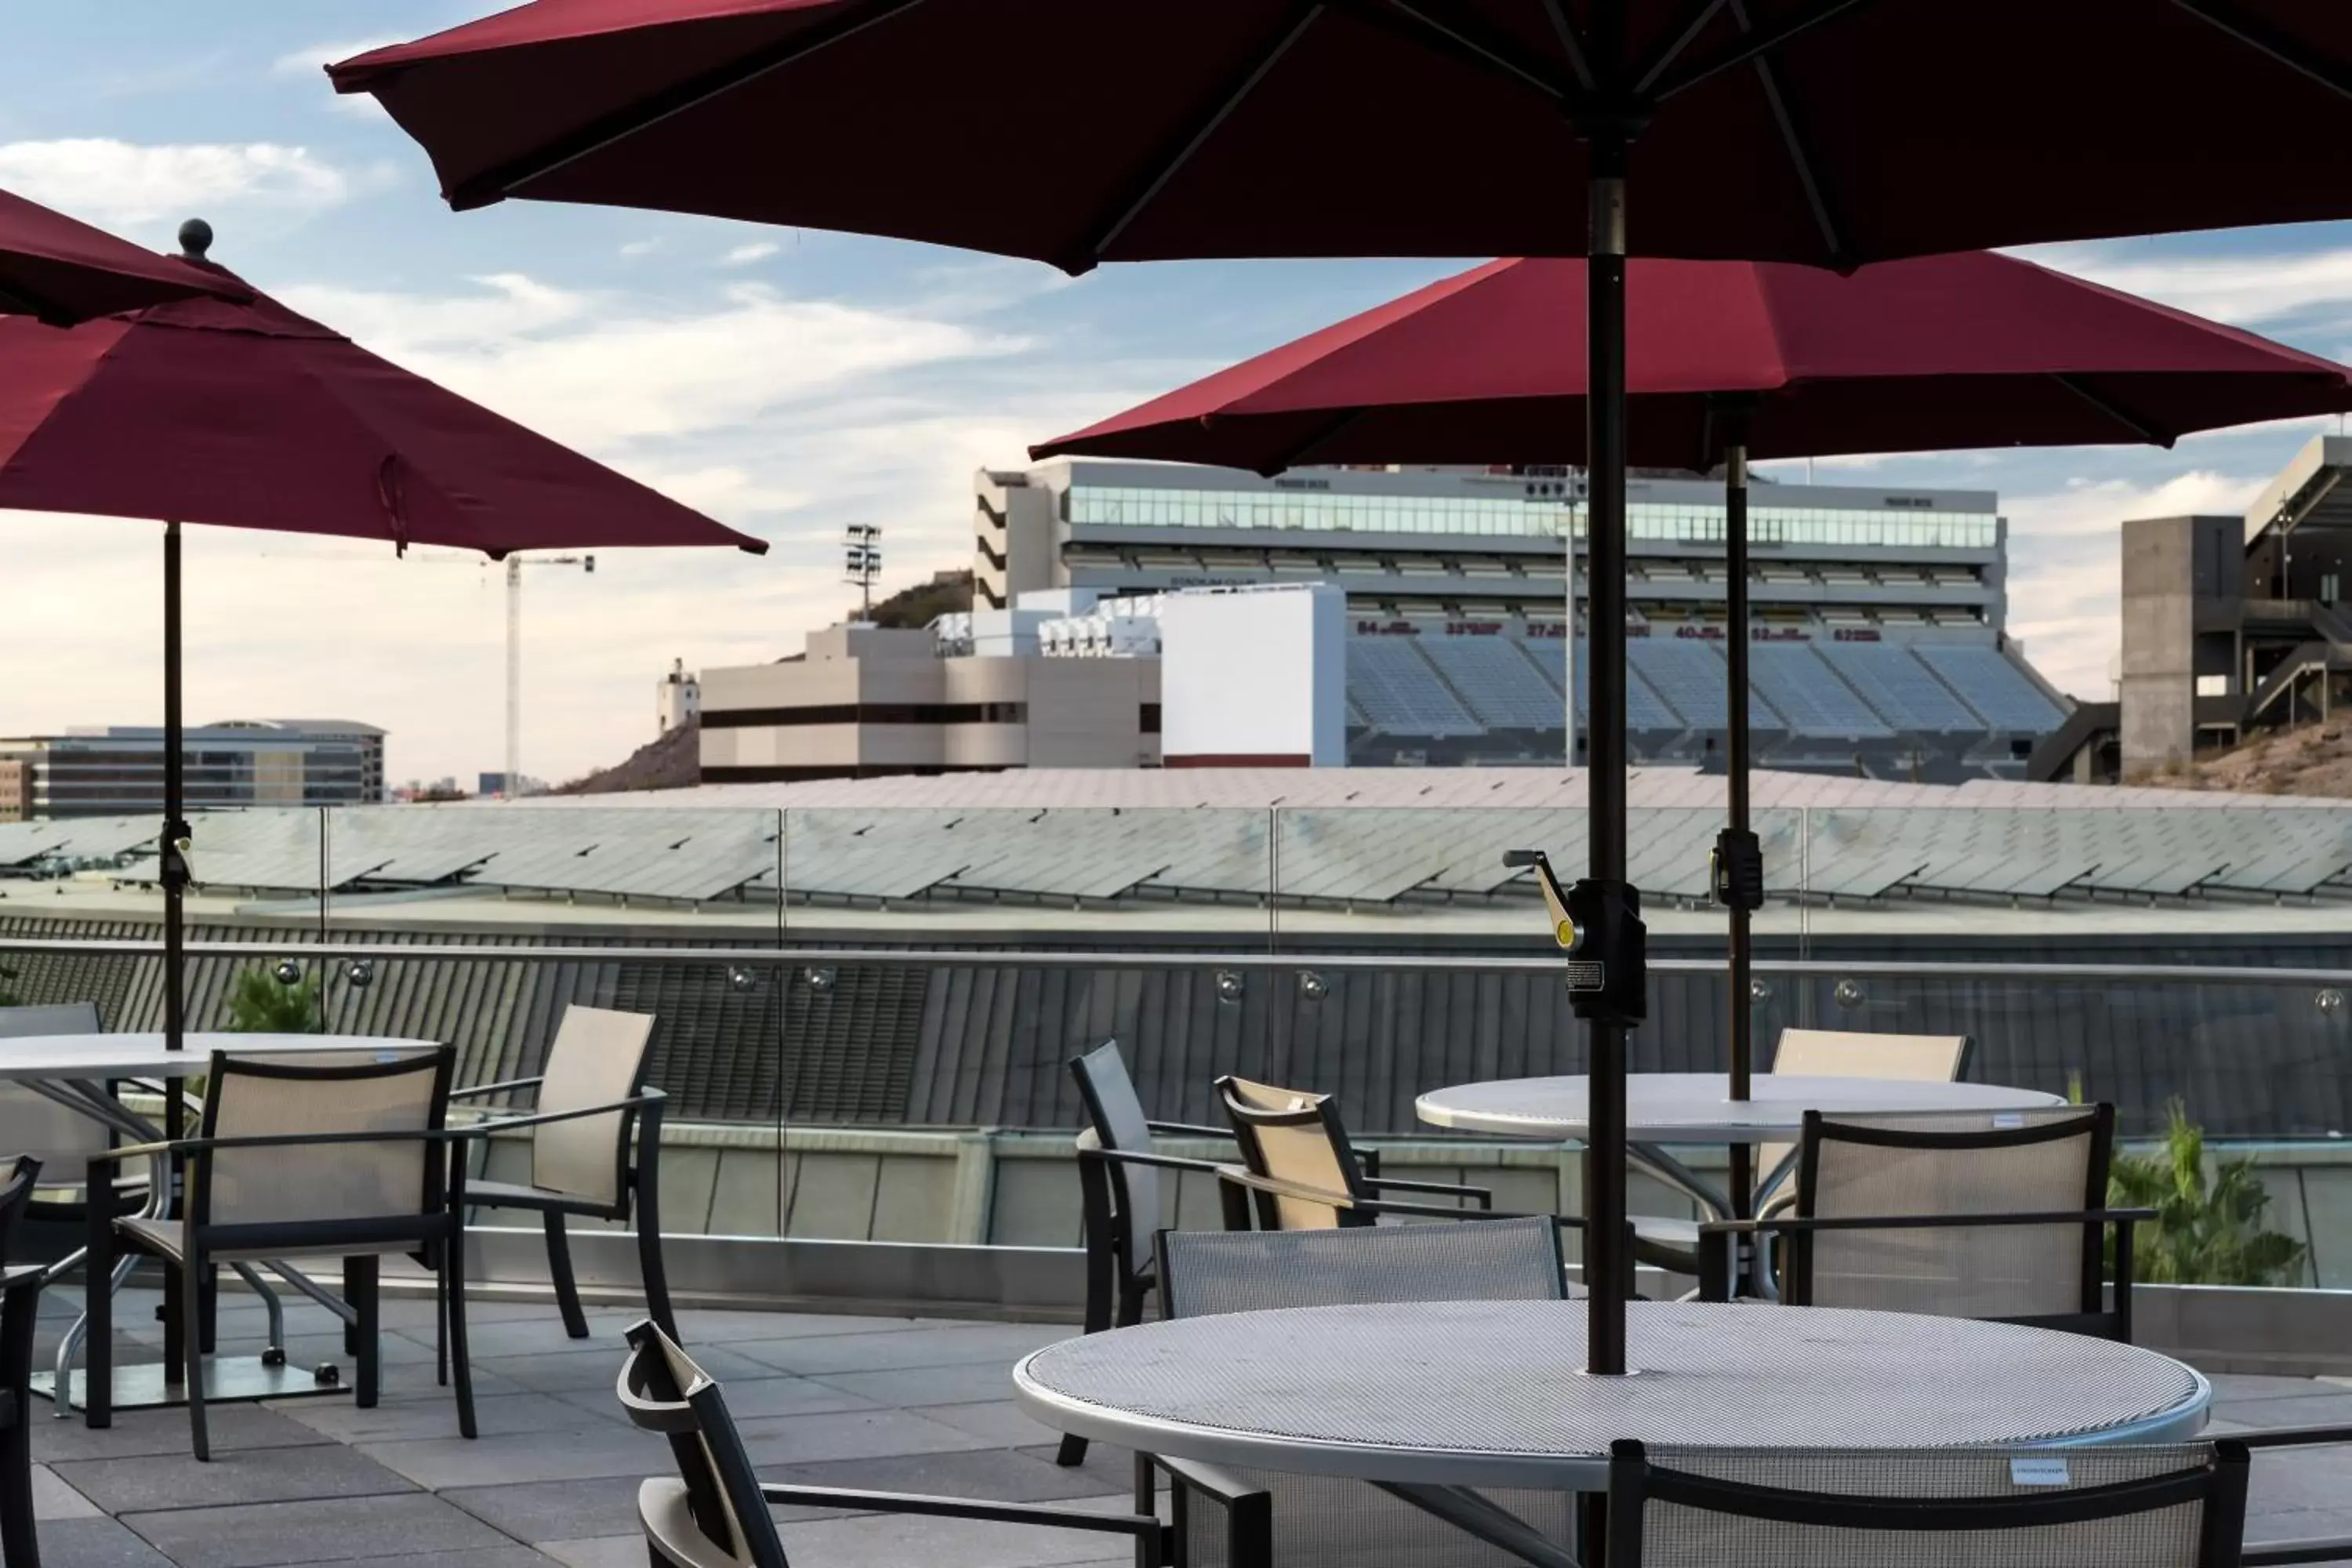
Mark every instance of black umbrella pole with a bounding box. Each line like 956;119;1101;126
162;522;187;1131
1724;434;1753;1221
1584;148;1630;1374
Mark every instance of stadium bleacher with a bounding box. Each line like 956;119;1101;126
1418;637;1566;728
1348;637;1483;736
1914;643;2068;731
1748;642;1894;739
1630;639;1786;731
1817;640;1984;733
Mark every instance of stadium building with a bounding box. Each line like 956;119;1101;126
975;459;2069;779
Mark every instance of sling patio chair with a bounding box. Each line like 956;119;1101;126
451;1005;673;1341
1213;1073;1498;1230
1060;1039;1238;1466
1697;1104;2147;1340
0;1155;45;1568
1155;1219;1579;1568
82;1045;474;1460
0;1003;145;1240
618;1317;1263;1568
1603;1436;2352;1568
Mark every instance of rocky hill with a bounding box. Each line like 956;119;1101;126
552;719;700;795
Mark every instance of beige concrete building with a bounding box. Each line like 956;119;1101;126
700;624;1160;784
0;759;24;823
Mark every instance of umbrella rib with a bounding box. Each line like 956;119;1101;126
1732;0;1846;266
1362;0;1577;104
2169;0;2352;101
1258;408;1370;475
1068;2;1327;269
1537;0;1596;93
2051;373;2174;447
442;0;935;210
1632;0;1733;97
1650;0;1879;104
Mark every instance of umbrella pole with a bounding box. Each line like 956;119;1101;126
1722;418;1754;1225
162;519;187;1073
1584;138;1632;1375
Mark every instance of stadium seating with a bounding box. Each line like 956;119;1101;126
1347;639;1483;736
1629;639;1787;731
1914;644;2067;731
1417;637;1566;729
1817;641;1986;732
1747;643;1895;739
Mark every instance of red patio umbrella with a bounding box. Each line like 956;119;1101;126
0;222;767;1080
331;0;2352;1376
0;187;241;324
1035;248;2352;1221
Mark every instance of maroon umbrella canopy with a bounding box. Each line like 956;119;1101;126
329;1;2352;270
0;243;764;557
0;187;241;324
1037;252;2352;472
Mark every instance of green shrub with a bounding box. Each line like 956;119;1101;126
224;967;321;1034
2109;1100;2307;1287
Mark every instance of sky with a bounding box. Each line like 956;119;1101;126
4;5;2352;787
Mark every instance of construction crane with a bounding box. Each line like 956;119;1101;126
503;554;593;797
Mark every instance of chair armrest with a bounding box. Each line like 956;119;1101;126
1152;1454;1268;1506
1082;1146;1228;1175
449;1076;546;1102
757;1486;1160;1541
1362;1174;1494;1208
1145;1120;1234;1141
1698;1207;2157;1236
449;1090;666;1138
2244;1538;2352;1566
1212;1165;1572;1226
2234;1426;2352;1450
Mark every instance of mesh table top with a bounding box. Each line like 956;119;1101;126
1014;1301;2209;1490
0;1034;437;1082
1417;1073;2065;1142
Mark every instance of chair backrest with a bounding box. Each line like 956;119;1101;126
194;1046;452;1244
1790;1104;2112;1326
1159;1218;1565;1318
1069;1040;1160;1276
619;1319;788;1568
532;1006;657;1209
1604;1439;2245;1568
1216;1075;1364;1231
1759;1027;1976;1186
0;1004;108;1184
0;1156;42;1256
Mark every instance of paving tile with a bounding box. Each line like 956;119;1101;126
673;1308;924;1340
121;1492;518;1568
470;1343;771;1394
1016;1443;1156;1495
407;1319;632;1361
445;1472;853;1544
2210;1374;2340;1400
56;1442;415;1514
2214;1393;2352;1429
550;1371;876;1425
34;1461;103;1520
277;1391;602;1444
768;1446;1127;1504
913;1399;1069;1449
732;1407;1002;1468
732;1324;1073;1377
812;1359;1028;1408
536;1538;646;1568
289;1552;557;1568
772;1493;1156;1568
31;1515;176;1568
31;1403;333;1464
358;1425;670;1490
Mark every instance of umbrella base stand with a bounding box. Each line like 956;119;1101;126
34;1356;354;1412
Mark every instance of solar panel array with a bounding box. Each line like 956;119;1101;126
3;790;2348;909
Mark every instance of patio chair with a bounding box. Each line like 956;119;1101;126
82;1046;474;1460
1214;1074;1497;1231
619;1317;1241;1568
0;1003;143;1239
1697;1105;2147;1340
1156;1219;1578;1568
1602;1438;2253;1568
1061;1039;1236;1467
0;1156;45;1568
1633;1025;1973;1279
451;1004;673;1341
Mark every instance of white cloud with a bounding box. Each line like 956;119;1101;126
270;37;407;76
720;241;780;267
619;239;663;259
2028;242;2352;331
0;139;372;228
2002;468;2268;699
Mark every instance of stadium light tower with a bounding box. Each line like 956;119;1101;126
844;523;883;621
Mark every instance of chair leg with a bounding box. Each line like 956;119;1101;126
542;1211;590;1340
348;1258;380;1408
633;1171;677;1343
444;1229;477;1440
0;1410;32;1568
1059;1202;1118;1468
436;1262;449;1388
183;1254;209;1463
198;1265;218;1356
83;1203;114;1430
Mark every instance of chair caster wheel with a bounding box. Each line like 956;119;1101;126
260;1348;285;1368
312;1363;340;1387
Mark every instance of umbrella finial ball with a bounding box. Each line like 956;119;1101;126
176;219;212;262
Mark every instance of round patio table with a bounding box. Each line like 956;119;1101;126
1016;1301;2209;1566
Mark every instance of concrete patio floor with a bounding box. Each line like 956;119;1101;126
23;1284;2352;1567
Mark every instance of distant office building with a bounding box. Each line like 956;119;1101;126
699;621;1160;784
2060;435;2352;782
658;659;701;735
0;720;385;818
0;760;25;823
477;772;549;799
